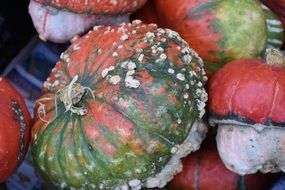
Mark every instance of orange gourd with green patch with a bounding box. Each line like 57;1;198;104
133;0;267;78
31;21;208;189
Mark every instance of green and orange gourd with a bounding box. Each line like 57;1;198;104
31;21;208;189
132;0;268;78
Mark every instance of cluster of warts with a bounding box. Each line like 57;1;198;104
97;20;208;120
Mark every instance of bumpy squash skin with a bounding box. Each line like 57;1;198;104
145;0;267;77
168;140;278;190
0;78;32;182
31;21;207;189
34;0;147;14
208;57;285;175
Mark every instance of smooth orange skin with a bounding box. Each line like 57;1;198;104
208;58;285;124
168;140;278;190
0;78;31;182
34;0;147;14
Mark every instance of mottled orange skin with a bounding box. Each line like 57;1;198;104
156;0;223;63
131;0;223;79
34;0;147;14
133;0;267;79
168;140;278;190
32;23;197;145
0;78;31;182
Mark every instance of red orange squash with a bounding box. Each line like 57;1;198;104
29;0;147;43
0;78;31;182
208;49;285;175
34;0;147;14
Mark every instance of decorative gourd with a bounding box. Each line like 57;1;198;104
31;21;208;189
262;4;284;49
29;0;147;43
208;49;285;175
168;140;279;190
0;78;32;182
137;0;267;78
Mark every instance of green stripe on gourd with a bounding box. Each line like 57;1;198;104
262;4;284;49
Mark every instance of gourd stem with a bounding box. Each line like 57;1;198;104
265;48;285;67
59;75;94;116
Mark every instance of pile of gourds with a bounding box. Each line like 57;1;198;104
0;0;284;189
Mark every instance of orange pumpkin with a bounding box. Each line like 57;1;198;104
0;78;31;182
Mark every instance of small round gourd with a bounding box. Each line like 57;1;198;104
208;49;285;175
